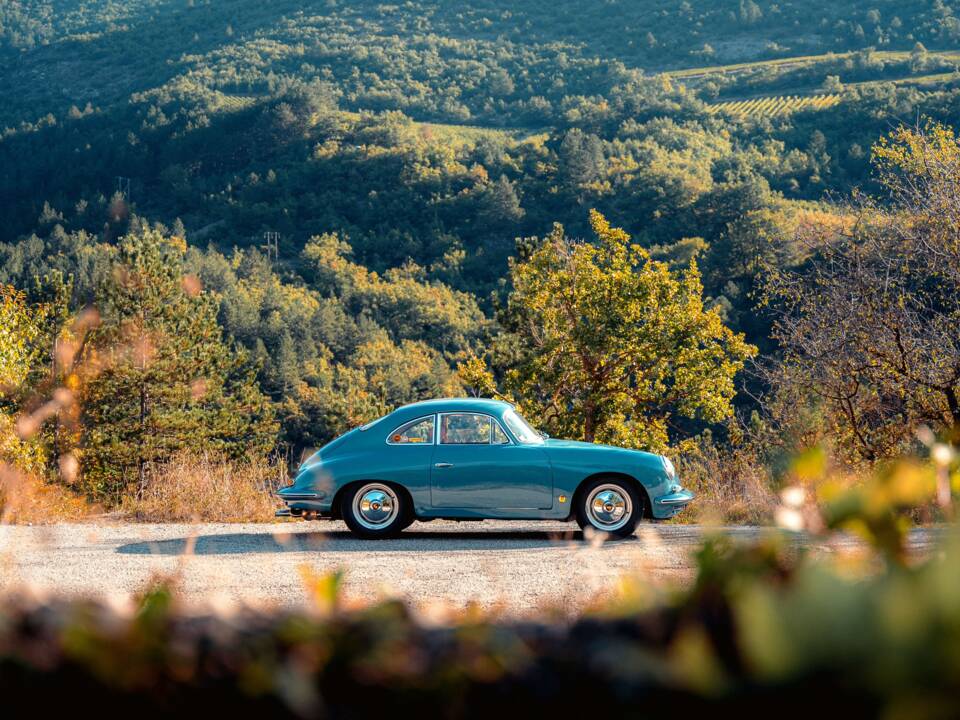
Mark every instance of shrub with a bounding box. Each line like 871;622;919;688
677;434;778;524
119;452;286;522
0;462;95;524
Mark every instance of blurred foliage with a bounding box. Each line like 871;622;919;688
2;453;960;715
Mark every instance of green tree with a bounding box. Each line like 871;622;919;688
739;0;763;24
478;175;525;227
558;129;605;191
78;230;276;498
0;286;47;471
469;211;756;451
0;286;42;394
301;233;487;355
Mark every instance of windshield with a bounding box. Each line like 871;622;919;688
502;409;544;444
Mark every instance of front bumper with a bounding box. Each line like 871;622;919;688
652;488;695;519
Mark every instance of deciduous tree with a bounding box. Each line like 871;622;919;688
0;286;46;471
764;121;960;460
465;211;756;451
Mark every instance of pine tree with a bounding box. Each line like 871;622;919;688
479;175;525;227
78;229;277;499
559;129;605;192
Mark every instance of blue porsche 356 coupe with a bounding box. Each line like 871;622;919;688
278;398;694;538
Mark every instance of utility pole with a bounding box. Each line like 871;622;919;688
116;176;132;202
261;231;280;266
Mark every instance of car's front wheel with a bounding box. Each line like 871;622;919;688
575;477;643;538
341;482;410;539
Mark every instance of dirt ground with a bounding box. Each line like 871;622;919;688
0;520;942;616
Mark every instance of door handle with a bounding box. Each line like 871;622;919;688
434;462;453;469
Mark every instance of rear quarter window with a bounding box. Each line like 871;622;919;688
387;416;435;444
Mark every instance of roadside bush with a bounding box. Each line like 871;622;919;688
0;462;95;524
676;432;778;524
119;452;285;522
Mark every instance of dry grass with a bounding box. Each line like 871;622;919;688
121;453;287;522
676;440;778;524
0;463;99;524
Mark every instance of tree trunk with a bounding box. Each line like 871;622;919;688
946;385;960;429
137;378;147;498
51;334;59;460
583;399;595;442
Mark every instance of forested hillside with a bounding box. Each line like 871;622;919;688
3;1;960;502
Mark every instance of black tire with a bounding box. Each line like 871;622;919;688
340;482;411;539
575;476;643;538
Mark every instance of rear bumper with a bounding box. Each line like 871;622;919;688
651;488;695;519
278;491;324;501
276;489;332;518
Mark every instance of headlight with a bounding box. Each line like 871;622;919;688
661;455;676;479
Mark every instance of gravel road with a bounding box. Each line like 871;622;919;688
0;520;943;616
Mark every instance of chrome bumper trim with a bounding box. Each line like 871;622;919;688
656;491;695;506
277;492;321;501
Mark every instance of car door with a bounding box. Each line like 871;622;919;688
383;414;437;491
430;412;553;509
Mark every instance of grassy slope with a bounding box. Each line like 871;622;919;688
334;110;546;146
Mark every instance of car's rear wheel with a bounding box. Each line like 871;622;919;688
575;476;643;538
341;482;410;539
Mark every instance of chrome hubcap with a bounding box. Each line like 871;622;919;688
353;483;399;530
586;484;632;532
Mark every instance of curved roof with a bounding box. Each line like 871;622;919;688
392;397;513;415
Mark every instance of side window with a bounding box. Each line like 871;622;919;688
492;422;510;444
388;416;434;444
440;413;494;445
